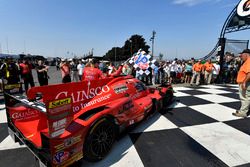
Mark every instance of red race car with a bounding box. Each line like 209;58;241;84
4;75;173;167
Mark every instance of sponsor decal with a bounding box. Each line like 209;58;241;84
113;85;128;94
49;118;70;138
237;0;250;17
52;118;67;131
55;83;110;113
11;109;39;121
81;94;111;108
48;104;72;114
55;85;110;104
4;84;21;90
55;135;82;151
49;98;71;109
53;151;70;164
58;152;83;167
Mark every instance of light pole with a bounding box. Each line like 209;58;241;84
150;30;156;57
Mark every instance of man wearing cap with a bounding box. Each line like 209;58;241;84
232;49;250;117
190;60;203;86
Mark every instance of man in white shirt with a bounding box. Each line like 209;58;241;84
212;61;220;84
77;60;85;81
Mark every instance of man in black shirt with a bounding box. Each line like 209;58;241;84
36;60;48;86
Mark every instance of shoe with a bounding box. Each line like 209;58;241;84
232;112;247;118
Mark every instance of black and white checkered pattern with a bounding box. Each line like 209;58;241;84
1;84;250;167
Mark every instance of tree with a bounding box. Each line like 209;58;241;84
103;47;123;61
103;34;150;61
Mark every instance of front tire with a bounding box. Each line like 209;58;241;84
83;118;116;162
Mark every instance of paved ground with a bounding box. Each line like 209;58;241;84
0;67;250;167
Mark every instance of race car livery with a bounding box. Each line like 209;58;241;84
4;75;173;167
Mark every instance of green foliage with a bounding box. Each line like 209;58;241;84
103;34;150;61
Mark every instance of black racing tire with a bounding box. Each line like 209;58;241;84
83;118;116;162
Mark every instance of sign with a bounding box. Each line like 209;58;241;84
46;97;73;138
27;78;112;114
237;0;250;17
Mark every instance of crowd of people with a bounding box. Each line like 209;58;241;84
0;51;244;92
122;52;242;87
0;49;249;118
0;57;49;92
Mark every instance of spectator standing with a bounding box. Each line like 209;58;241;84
232;49;250;117
169;59;178;84
71;59;78;82
77;60;85;81
0;57;20;85
108;62;117;75
184;61;193;83
60;59;71;83
203;59;215;84
122;63;132;75
164;61;170;83
19;59;35;92
190;60;203;86
36;60;49;86
152;64;159;85
212;61;220;84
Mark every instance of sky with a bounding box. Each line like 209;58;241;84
0;0;248;59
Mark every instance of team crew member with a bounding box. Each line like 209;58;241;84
203;59;215;84
190;60;203;86
19;58;35;92
232;49;250;118
82;59;124;81
82;59;104;81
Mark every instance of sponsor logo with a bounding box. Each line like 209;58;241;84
49;98;71;109
53;151;69;164
4;84;21;90
113;85;128;94
237;0;250;17
48;104;72;114
55;85;110;104
134;53;149;70
11;109;39;120
52;118;67;131
81;94;111;108
55;135;82;151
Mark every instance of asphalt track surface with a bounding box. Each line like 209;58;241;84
1;66;250;167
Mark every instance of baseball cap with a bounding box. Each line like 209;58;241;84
239;49;250;54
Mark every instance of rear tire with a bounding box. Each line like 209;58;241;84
83;118;116;162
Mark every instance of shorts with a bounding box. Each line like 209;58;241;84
170;72;176;78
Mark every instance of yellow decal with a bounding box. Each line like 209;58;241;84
49;98;71;109
4;84;21;90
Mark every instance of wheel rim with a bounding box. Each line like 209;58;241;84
90;123;115;158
